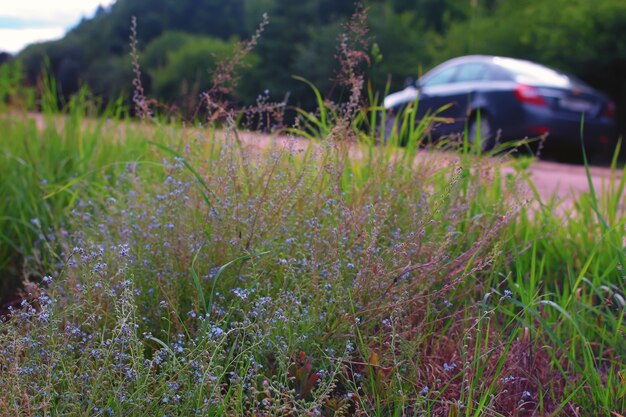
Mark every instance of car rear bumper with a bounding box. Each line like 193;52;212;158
496;105;615;152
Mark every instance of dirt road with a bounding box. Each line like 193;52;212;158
522;159;622;204
234;130;623;206
24;113;624;205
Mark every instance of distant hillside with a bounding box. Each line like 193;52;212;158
15;0;369;112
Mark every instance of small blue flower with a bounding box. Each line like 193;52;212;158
118;243;130;258
210;326;225;338
443;362;456;372
500;375;516;383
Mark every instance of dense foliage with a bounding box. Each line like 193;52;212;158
5;0;626;132
2;6;626;413
2;75;626;416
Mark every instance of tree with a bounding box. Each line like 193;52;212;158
142;32;256;113
0;52;11;64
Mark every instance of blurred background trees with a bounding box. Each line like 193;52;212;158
4;0;626;134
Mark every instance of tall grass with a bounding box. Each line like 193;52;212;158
0;79;167;305
3;92;624;414
1;8;625;417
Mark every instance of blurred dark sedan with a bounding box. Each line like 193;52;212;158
384;55;616;159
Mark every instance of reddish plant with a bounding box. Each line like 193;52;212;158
288;351;320;400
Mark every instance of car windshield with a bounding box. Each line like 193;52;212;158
421;66;458;87
492;57;571;88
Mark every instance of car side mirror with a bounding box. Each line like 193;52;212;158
404;77;417;88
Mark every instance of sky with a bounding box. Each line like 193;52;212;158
0;0;115;54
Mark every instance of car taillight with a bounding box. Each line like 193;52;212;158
604;100;616;119
529;126;550;135
514;84;546;106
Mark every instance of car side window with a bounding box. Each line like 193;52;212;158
421;66;458;87
454;63;489;82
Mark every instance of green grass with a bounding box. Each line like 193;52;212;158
0;74;625;417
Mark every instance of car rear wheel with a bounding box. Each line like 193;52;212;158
468;113;494;152
384;113;396;143
383;112;410;147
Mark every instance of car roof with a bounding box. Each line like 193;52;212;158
427;55;586;89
